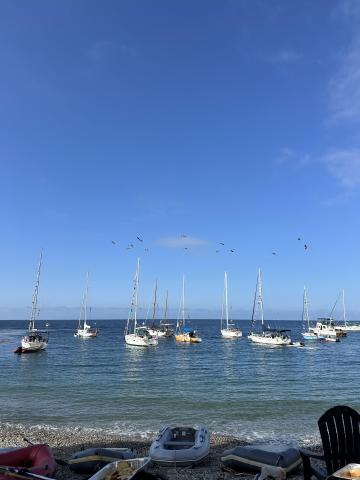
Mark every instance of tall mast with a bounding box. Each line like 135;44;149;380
83;272;89;329
258;269;264;328
224;272;229;329
152;279;158;326
182;275;185;327
29;249;43;332
163;290;168;322
342;289;347;327
126;258;140;336
134;258;140;333
303;286;310;330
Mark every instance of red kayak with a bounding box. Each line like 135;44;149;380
0;444;56;479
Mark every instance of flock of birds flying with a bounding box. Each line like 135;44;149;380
111;234;309;256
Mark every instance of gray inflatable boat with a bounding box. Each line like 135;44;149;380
221;443;301;473
149;426;210;466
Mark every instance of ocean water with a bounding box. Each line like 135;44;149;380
1;319;359;445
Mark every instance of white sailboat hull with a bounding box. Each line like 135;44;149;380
248;332;291;346
125;333;158;347
343;325;360;331
221;328;242;338
74;329;98;338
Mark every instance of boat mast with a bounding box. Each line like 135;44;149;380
342;289;347;327
181;275;185;327
151;279;158;327
258;269;264;329
303;286;310;331
224;272;229;330
162;290;168;323
126;258;140;336
29;250;43;332
83;272;89;329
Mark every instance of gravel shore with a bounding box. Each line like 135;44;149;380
0;424;312;480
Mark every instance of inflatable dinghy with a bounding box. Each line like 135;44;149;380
221;443;301;473
69;447;136;473
149;426;210;466
0;444;56;480
88;457;150;480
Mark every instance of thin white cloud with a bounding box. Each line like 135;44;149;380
321;148;360;188
157;236;207;249
328;2;360;123
269;49;303;64
275;147;311;166
328;39;360;123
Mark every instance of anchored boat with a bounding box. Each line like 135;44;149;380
248;269;291;346
175;276;201;343
125;259;158;347
220;272;242;338
301;287;324;340
149;426;210;466
74;272;99;338
15;250;49;354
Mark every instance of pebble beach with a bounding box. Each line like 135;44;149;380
0;423;313;480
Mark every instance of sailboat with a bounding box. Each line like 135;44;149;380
15;250;49;353
220;272;242;338
339;290;360;331
248;269;291;346
148;288;174;338
175;276;201;343
301;287;323;340
125;259;158;347
74;273;99;338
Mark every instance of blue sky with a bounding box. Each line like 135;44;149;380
1;0;360;320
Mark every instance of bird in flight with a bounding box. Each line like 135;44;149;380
180;234;187;238
272;252;276;256
144;248;149;252
215;250;219;253
111;240;116;245
137;236;143;242
184;247;189;250
304;244;308;250
297;237;301;241
219;242;225;246
230;249;235;253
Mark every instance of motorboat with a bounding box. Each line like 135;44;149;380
313;318;340;339
0;444;56;480
149;426;210;466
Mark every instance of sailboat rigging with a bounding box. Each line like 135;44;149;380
301;287;322;340
248;269;291;346
124;259;158;347
220;272;242;338
74;272;99;338
175;276;201;343
15;250;49;354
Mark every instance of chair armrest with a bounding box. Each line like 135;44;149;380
299;448;325;461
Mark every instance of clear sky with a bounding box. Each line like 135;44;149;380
1;0;360;320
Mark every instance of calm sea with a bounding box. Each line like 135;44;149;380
1;319;359;445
